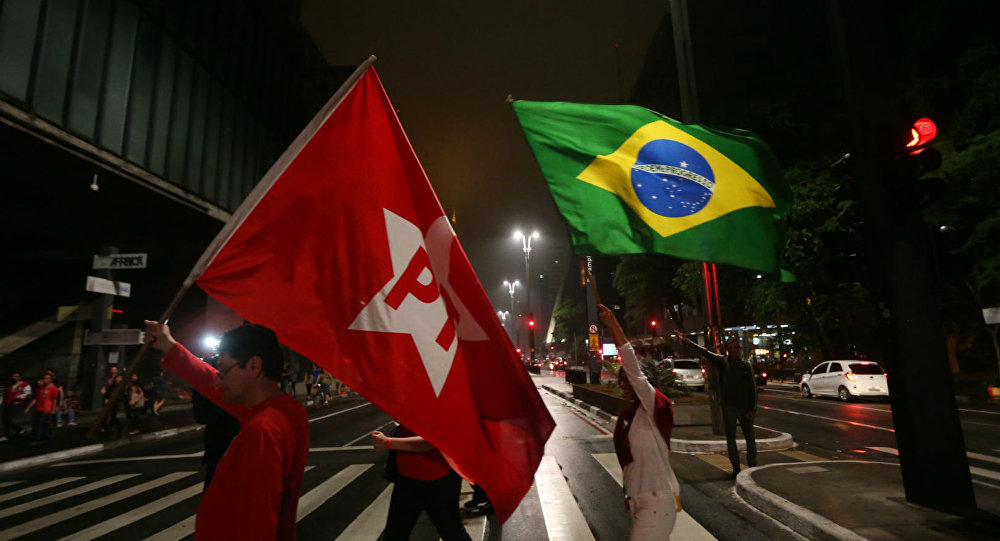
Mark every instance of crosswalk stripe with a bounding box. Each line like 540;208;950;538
0;481;25;489
535;456;595;541
971;466;1000;482
0;477;84;504
55;483;202;541
0;474;140;520
143;465;317;541
51;452;203;467
967;451;1000;465
865;446;898;456
0;472;195;539
334;485;393;541
592;453;717;541
297;464;372;520
143;516;195;541
779;450;828;462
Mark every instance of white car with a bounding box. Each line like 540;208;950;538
800;360;888;401
662;358;705;391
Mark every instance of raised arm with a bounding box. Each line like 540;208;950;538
144;320;246;421
598;304;656;411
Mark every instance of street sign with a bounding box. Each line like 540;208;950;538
84;329;143;345
85;276;131;297
588;333;599;351
93;253;148;269
984;307;1000;325
588;324;598;334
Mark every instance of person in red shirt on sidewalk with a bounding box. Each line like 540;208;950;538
2;371;31;437
24;371;59;440
144;320;309;541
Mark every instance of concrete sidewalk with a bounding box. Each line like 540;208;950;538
534;372;1000;540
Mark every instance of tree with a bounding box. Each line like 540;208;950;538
551;292;588;363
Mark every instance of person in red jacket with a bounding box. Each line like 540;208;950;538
145;320;309;541
2;371;31;437
25;371;59;440
599;305;680;540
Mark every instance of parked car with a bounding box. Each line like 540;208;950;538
661;358;706;391
800;360;888;401
548;358;567;370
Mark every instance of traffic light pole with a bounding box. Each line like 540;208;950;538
827;0;976;512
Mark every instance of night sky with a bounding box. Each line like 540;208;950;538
299;1;670;313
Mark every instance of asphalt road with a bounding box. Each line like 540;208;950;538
3;379;998;540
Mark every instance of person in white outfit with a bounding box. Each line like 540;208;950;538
599;304;680;540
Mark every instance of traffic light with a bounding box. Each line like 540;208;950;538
650;319;657;327
528;318;536;329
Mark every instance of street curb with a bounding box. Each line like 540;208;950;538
734;461;878;541
0;424;204;474
541;384;795;453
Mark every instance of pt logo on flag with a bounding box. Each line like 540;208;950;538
349;209;487;396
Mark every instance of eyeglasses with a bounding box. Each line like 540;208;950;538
215;359;242;379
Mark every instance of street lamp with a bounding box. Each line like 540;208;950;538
502;280;519;343
514;230;540;362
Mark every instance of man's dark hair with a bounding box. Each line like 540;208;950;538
218;324;283;381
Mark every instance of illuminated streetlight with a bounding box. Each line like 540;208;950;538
513;230;540;362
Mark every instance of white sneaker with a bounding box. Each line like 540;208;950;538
68;422;78;426
56;421;64;427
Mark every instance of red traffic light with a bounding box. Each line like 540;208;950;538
650;320;657;327
528;319;536;328
906;118;937;155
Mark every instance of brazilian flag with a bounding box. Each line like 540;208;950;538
513;100;793;280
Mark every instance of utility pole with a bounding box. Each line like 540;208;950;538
826;0;975;512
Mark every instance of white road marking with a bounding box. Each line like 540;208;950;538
309;402;373;423
592;453;717;540
0;472;194;539
57;483;202;541
51;451;203;467
867;447;1000;482
971;466;1000;482
0;474;140;520
535;456;595;541
309;445;371;452
0;476;84;503
959;408;1000;416
0;480;23;489
335;485;393;541
968;451;1000;465
297;464;372;520
761;405;894;432
345;420;397;447
144;516;195;541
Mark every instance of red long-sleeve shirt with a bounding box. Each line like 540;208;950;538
163;344;309;540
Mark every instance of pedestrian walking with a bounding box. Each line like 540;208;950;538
676;332;757;477
126;373;145;435
145;320;309;540
150;370;167;415
24;371;59;441
373;425;472;541
103;374;125;435
2;370;31;437
599;305;680;540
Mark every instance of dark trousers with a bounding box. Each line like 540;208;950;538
2;404;24;435
384;472;472;541
33;411;54;440
125;406;140;431
722;405;757;471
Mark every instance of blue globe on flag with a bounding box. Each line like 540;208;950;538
630;139;715;217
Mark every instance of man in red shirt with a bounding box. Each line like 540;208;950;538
145;320;309;540
25;372;59;440
3;371;31;437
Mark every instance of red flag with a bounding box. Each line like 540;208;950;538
191;63;554;522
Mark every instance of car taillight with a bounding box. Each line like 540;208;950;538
701;368;706;376
845;371;856;382
672;368;677;373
